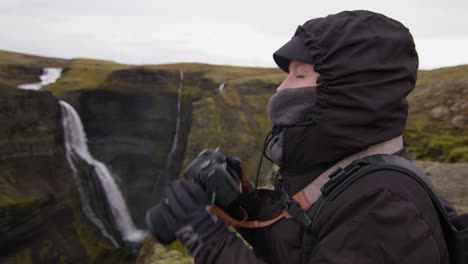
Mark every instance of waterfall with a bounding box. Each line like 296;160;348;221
218;81;225;91
165;70;184;170
17;68;62;90
60;101;146;245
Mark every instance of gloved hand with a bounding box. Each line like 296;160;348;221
225;154;253;193
184;149;253;208
146;179;229;256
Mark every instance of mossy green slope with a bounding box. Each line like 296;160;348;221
0;50;68;87
405;66;468;162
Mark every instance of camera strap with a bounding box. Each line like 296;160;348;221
208;205;289;229
208;135;403;229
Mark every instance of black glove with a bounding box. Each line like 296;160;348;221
146;179;228;256
184;149;250;208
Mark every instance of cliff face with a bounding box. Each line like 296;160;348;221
0;86;130;263
59;68;190;228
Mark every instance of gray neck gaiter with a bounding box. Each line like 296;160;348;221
267;87;317;166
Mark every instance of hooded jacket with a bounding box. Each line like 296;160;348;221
195;10;449;264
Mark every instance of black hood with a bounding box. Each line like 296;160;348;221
277;10;418;178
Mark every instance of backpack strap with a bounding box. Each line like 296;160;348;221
301;154;457;263
292;136;404;212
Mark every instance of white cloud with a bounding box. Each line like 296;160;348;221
1;0;467;69
417;37;468;69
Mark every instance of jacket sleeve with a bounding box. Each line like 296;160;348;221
307;188;444;264
195;231;267;264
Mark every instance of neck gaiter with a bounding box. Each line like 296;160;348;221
267;87;317;166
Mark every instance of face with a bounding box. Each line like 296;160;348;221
276;60;320;92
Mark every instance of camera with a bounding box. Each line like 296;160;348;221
146;149;243;244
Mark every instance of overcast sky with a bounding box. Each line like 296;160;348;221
1;0;467;69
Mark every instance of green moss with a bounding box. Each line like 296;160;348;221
203;65;281;84
404;119;468;162
0;173;15;189
0;194;15;204
423;134;465;159
0;50;68;87
45;59;126;96
60;256;68;264
0;198;40;217
68;188;114;261
179;64;278;184
0;50;67;67
417;65;468;86
152;146;170;167
220;88;242;108
229;73;285;87
2;248;32;264
182;83;276;185
164;240;187;254
148;62;281;87
152;241;192;264
39;240;59;261
448;146;468;162
181;85;203;98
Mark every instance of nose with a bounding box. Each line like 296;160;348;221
276;84;285;93
276;76;290;92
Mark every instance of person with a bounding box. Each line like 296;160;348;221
147;10;450;263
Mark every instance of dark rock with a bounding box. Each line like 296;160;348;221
107;67;173;85
452;115;466;128
450;100;466;113
59;69;191;228
0;88;123;263
430;105;450;120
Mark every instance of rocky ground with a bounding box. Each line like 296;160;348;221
415;161;468;213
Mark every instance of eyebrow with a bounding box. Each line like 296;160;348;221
296;64;315;73
289;62;301;72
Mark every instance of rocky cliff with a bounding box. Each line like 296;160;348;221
59;68;188;228
0;85;131;263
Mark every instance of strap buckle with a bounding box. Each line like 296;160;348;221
280;193;312;230
321;162;364;196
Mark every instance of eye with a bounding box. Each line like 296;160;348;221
296;74;305;78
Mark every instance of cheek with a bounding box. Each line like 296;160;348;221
291;78;316;88
277;74;318;92
310;73;319;86
278;79;305;90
